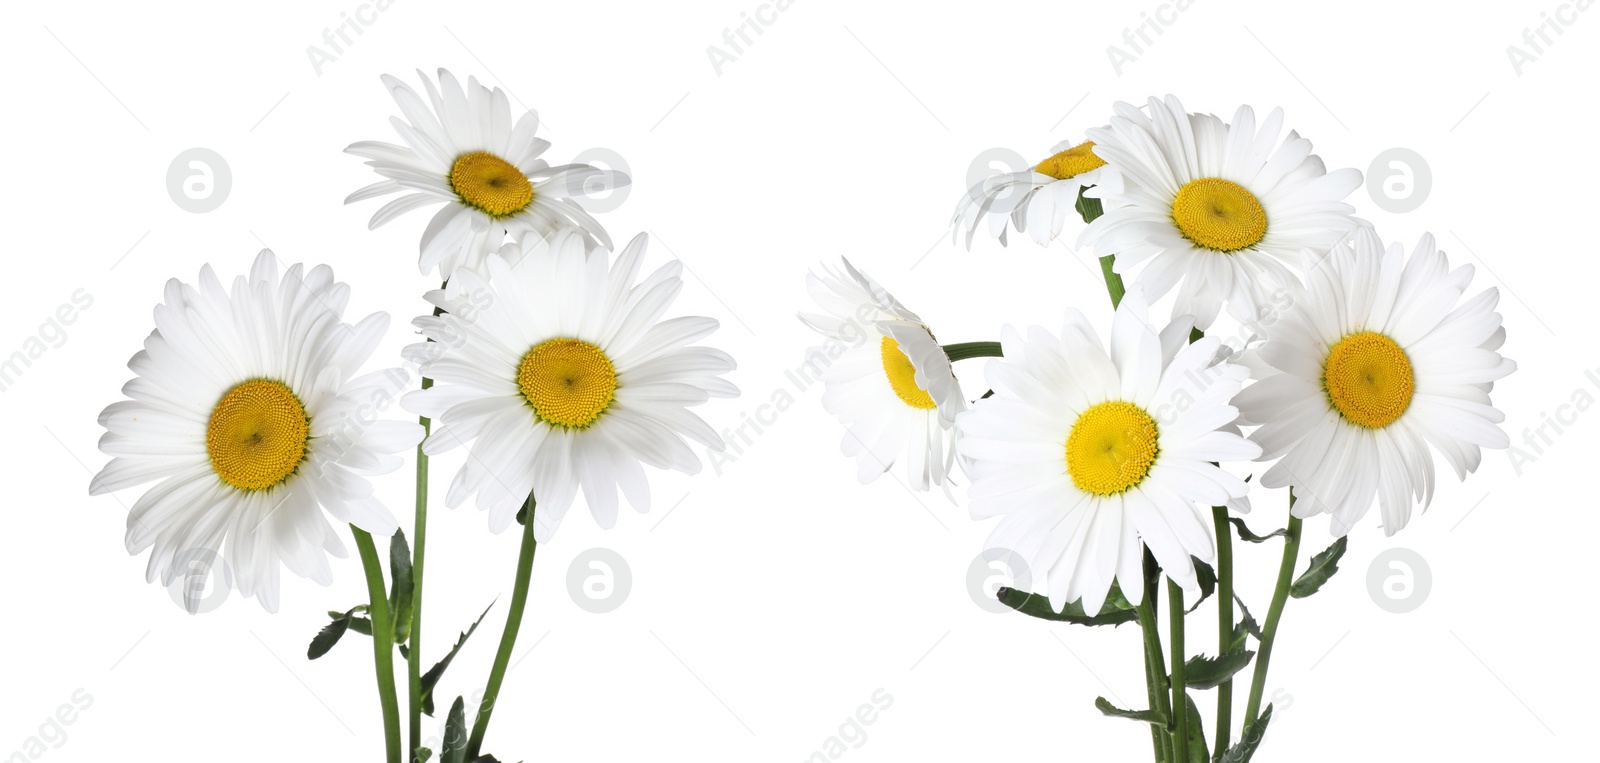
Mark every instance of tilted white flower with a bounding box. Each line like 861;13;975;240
90;251;423;612
952;139;1121;249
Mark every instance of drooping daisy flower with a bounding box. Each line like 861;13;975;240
799;258;965;492
89;251;423;612
345;68;630;279
952;139;1119;249
1233;229;1514;535
402;229;736;540
1079;95;1365;329
956;288;1259;613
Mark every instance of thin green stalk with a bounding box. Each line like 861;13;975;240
941;341;1004;362
465;493;538;759
353;527;403;763
1138;549;1172;763
1244;496;1303;725
1212;506;1234;759
1099;255;1126;309
407;377;433;759
1167;580;1189;758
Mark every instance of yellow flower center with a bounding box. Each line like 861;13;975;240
207;379;310;491
1034;141;1107;181
1065;401;1160;495
449;151;534;218
880;336;937;410
517;339;618;429
1322;331;1414;429
1170;177;1268;252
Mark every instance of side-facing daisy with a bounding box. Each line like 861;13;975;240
345;68;630;279
1233;229;1515;535
402;229;737;540
952;139;1118;249
1079;95;1365;329
89;251;423;612
956;288;1259;613
799;258;964;492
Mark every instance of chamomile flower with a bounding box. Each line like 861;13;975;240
89;251;423;612
956;288;1258;613
799;258;964;492
1233;230;1515;535
1079;96;1365;329
952;139;1119;249
345;68;630;279
402;229;736;540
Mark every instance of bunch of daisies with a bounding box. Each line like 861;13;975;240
805;94;1512;762
89;69;736;763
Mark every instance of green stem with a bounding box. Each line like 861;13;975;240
1244;495;1303;725
1167;580;1189;758
407;378;433;760
1137;548;1172;763
353;527;402;763
1099;255;1126;309
1211;506;1234;760
941;341;1003;362
465;492;538;759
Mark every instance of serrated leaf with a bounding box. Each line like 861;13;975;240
389;529;414;644
1178;649;1255;690
1228;594;1262;652
1290;536;1348;599
1093;696;1168;727
996;586;1137;627
1229;517;1287;543
1182;692;1208;763
1221;704;1274;762
348;616;373;636
442;696;468;763
307;607;360;660
421;601;495;716
1185;557;1216;614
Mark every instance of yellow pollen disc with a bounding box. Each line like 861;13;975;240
1322;331;1414;429
1170;177;1268;252
1034;141;1108;181
207;379;310;491
449;151;534;218
880;336;937;410
1065;401;1160;496
517;339;618;429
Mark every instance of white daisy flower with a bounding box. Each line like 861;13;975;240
402;229;737;540
956;288;1259;613
89;251;424;612
1233;229;1515;535
345;68;630;279
952;139;1120;249
1079;95;1365;329
799;258;965;492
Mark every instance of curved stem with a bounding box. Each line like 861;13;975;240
1244;497;1303;725
1137;549;1172;762
941;341;1003;362
465;493;538;759
1211;505;1234;759
407;378;433;760
1167;580;1189;758
353;527;402;763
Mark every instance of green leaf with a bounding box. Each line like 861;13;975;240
1182;692;1208;763
442;696;468;763
347;616;373;636
1221;704;1274;762
995;586;1137;627
1093;696;1169;727
1290;536;1348;599
1185;557;1216;614
1178;649;1255;690
307;607;360;660
421;601;496;716
1228;594;1262;652
1229;517;1287;543
469;757;504;763
389;529;414;644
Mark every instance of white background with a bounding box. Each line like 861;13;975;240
3;0;1594;760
